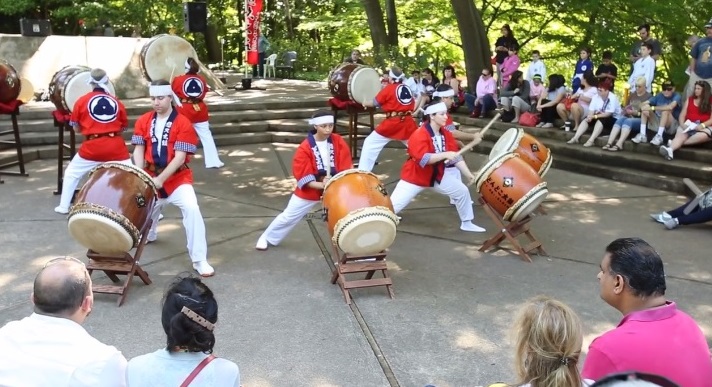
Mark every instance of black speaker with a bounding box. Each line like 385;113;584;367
183;2;207;32
20;19;52;37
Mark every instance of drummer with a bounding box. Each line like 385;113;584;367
256;111;352;251
389;101;486;232
171;58;224;168
432;84;479;146
54;68;131;214
358;66;418;172
131;80;214;277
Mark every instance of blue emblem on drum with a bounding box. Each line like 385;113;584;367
182;77;203;98
87;95;118;123
395;84;413;105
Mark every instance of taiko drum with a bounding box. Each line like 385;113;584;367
489;128;552;177
327;63;381;105
0;60;21;104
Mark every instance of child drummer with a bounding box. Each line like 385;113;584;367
389;101;487;232
256;111;353;251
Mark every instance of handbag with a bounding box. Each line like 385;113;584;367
563;96;574;110
519;112;540;127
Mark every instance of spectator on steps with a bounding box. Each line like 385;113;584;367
658;80;712;161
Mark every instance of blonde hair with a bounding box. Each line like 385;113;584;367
512;296;583;387
635;76;647;87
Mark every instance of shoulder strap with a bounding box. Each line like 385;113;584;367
180;354;217;387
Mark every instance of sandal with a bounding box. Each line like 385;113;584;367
602;143;612;150
608;145;620;152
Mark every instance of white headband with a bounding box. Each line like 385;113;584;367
149;85;183;107
389;70;405;80
424;102;447;115
308;115;334;126
88;75;111;93
432;89;455;98
185;59;191;73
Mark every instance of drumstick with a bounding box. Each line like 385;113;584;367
456;112;501;156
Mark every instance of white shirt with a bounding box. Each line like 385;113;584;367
0;313;127;387
127;349;239;387
404;77;424;98
526;60;547;81
315;139;331;170
153;116;169;156
628;56;656;93
589;92;622;118
574;86;598;110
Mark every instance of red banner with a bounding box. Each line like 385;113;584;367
245;0;263;65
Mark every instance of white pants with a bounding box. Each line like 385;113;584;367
57;155;132;210
501;96;531;112
194;121;223;168
148;184;208;263
390;168;474;221
358;131;408;172
260;194;319;245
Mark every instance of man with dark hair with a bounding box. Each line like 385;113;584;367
630;24;662;66
344;49;365;65
0;257;127;386
582;238;712;386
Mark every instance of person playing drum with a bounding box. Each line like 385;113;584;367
389;102;487;233
171;58;224;169
358;66;418;172
256;111;353;251
432;84;478;146
131;80;215;277
54;68;131;214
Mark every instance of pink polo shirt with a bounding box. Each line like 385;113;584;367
581;302;712;386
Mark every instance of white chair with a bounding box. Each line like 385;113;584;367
264;54;277;78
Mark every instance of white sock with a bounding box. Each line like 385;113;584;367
657;127;665;136
640;124;647;135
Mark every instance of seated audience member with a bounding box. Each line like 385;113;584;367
414;68;440;113
567;79;620;146
590;371;680;387
441;65;465;112
633;81;682;146
650;187;712;229
582;238;712;386
596;50;618;90
557;70;598;130
499;70;531;123
536;74;567;128
343;49;365;64
508;296;594;387
127;275;240;387
405;70;425;99
658;80;712;160
529;74;546;102
465;67;497;118
0;257;128;387
604;77;652;151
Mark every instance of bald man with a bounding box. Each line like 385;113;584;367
0;257;127;387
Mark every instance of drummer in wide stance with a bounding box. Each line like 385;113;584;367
54;68;131;214
358;66;418;172
131;80;214;277
389;102;486;232
171;57;224;168
256;111;353;251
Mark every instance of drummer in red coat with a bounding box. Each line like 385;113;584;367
131;80;214;277
171;57;224;168
389;101;486;232
358;66;418;172
256;111;353;251
54;68;131;214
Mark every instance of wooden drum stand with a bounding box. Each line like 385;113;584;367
0;99;30;183
329;242;394;305
51;110;77;196
329;100;376;160
477;199;548;262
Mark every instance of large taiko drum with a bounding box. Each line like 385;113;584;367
474;153;549;222
328;63;381;105
490;128;552;177
18;77;35;103
68;163;158;255
322;169;400;255
48;65;117;112
140;34;198;82
0;60;21;104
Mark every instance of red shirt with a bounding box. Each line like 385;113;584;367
171;73;209;123
70;90;129;161
132;110;198;196
684;96;712;123
374;83;417;140
293;133;353;201
400;123;460;187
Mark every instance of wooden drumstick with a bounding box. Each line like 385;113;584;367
455;112;501;156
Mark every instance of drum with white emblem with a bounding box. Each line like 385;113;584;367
48;65;117;112
328;63;382;105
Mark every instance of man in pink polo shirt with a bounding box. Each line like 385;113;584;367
582;237;712;386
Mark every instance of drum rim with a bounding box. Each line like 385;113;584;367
49;65;91;111
503;182;548;222
69;203;142;249
90;162;159;197
489;127;523;159
333;206;399;253
347;66;380;103
323;168;380;192
475;152;517;191
538;153;553;177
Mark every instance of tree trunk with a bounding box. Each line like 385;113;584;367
450;0;491;91
283;0;295;39
384;0;398;49
359;0;389;66
204;24;222;63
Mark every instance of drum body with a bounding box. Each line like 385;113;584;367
322;169;399;255
328;63;381;105
489;128;552;177
68;163;158;255
140;34;198;82
0;60;21;104
475;153;549;222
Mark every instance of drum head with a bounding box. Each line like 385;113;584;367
68;213;134;255
333;206;399;256
63;72;117;113
348;67;381;104
18;78;34;103
141;35;197;82
489;128;522;159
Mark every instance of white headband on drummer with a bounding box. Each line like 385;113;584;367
88;75;111;93
424;102;447;115
389;69;405;81
432;89;455;98
308;115;334;126
149;84;183;107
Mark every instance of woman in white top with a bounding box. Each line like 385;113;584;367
557;71;598;130
127;276;240;387
567;80;621;146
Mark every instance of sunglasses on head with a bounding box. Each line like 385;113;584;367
590;371;679;387
44;256;85;268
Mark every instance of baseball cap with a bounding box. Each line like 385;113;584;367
662;81;674;90
533;74;542;80
705;18;712;28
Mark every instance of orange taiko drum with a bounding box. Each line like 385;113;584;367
328;63;381;105
68;162;158;255
489;128;552;177
474;153;549;222
322;169;399;255
0;60;21;104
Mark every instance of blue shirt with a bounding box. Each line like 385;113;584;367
649;92;682;119
691;37;712;79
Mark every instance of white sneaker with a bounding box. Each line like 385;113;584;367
206;162;225;169
158;213;164;221
659;145;673;160
54;206;69;215
255;236;269;251
650;134;664;146
631;133;647;144
663;218;679;230
460;221;486;232
193;261;215;277
650;212;672;223
541;123;554;128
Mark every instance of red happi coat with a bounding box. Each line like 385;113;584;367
400;123;460;187
70;89;129;161
293;132;353;200
374;83;418;140
172;73;209;123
